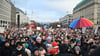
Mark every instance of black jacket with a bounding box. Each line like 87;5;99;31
12;47;28;56
34;42;47;51
90;46;100;56
56;53;75;56
56;43;75;56
0;46;12;56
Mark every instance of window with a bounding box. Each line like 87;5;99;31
98;16;100;19
98;0;100;3
1;20;2;24
98;6;100;8
97;21;100;24
98;10;100;13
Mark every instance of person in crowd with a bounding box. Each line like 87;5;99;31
39;48;46;56
74;40;82;56
22;42;31;56
44;36;52;47
49;42;59;55
13;42;28;56
55;40;61;46
0;27;99;56
32;47;39;56
90;46;100;56
56;43;75;56
0;40;12;56
35;37;47;51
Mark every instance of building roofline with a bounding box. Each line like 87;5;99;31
74;0;91;10
16;8;26;15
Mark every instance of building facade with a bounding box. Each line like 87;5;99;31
10;2;16;28
0;0;11;28
59;14;73;27
73;0;100;27
16;8;30;27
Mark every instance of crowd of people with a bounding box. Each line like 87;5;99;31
0;28;100;56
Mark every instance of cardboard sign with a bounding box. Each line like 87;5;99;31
57;25;61;27
82;27;86;33
95;26;98;34
0;27;5;33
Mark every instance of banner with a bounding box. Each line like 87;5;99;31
57;25;61;27
95;26;98;34
0;27;5;33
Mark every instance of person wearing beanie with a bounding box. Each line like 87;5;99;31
74;40;81;56
49;42;59;55
44;36;52;49
45;34;48;38
36;37;42;42
28;37;36;52
34;37;47;51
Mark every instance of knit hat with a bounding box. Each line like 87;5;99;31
46;36;52;40
76;40;81;44
52;42;58;47
36;37;41;41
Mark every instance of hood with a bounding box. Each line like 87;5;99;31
59;43;68;53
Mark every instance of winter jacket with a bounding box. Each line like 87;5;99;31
56;43;75;56
34;42;47;51
0;46;12;56
12;47;28;56
90;46;100;56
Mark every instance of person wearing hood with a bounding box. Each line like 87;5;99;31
56;43;75;56
0;40;12;56
49;42;59;56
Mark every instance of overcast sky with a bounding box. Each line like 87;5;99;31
12;0;82;23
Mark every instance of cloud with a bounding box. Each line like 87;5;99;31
13;0;82;23
43;0;82;13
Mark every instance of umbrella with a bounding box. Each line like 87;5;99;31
69;18;94;28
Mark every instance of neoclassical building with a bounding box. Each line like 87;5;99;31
0;0;11;28
73;0;100;27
